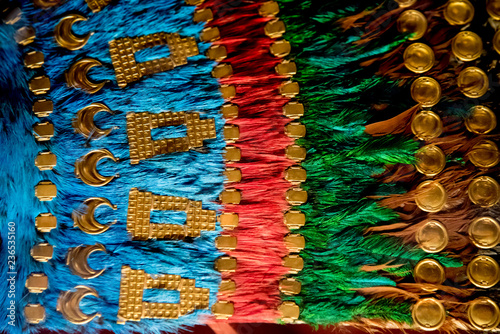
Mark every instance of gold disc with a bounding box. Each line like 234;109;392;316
487;0;500;20
415;180;447;212
416;220;449;253
412;298;446;331
444;0;474;25
469;140;499;168
415;145;446;176
397;10;428;41
414;259;446;285
451;31;483;62
465;106;496;134
411;111;443;140
395;0;417;7
411;77;441;107
494;30;500;55
469;217;500;249
468;297;500;330
457;67;489;98
404;43;434;73
467;255;500;288
468;176;500;207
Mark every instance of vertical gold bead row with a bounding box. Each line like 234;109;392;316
15;16;55;325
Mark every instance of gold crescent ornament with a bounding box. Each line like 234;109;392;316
54;14;92;51
57;286;101;325
75;149;119;187
66;58;106;94
73;103;116;139
66;244;107;279
72;197;117;234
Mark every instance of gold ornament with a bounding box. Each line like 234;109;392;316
397;10;427;41
72;197;117;234
54;14;92;51
66;244;107;279
451;31;482;61
467;255;500;288
414;109;442;137
259;1;279;17
66;59;106;94
35;181;57;201
57;286;101;324
212;301;234;319
468;176;500;207
411;77;441;107
493;30;500;55
279;278;301;295
127;188;216;240
127;111;216;164
412;298;446;331
414;259;446;286
218;213;239;230
457;67;489;98
117;266;211;324
469;217;500;249
465;106;496;134
85;0;112;13
109;33;199;88
75;149;119;187
487;0;500;20
395;0;416;7
469;140;499;168
73;103;115;140
404;43;434;73
278;301;300;323
415;145;446;176
416;220;448;253
284;210;306;230
415;180;447;212
286;144;306;161
444;0;474;25
468;297;500;330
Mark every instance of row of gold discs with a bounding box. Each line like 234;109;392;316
399;0;500;330
9;7;56;325
271;0;309;322
199;0;239;320
203;0;304;321
23;0;117;325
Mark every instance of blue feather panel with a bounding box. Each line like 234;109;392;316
1;0;225;333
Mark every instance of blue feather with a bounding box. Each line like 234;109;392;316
1;0;226;333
